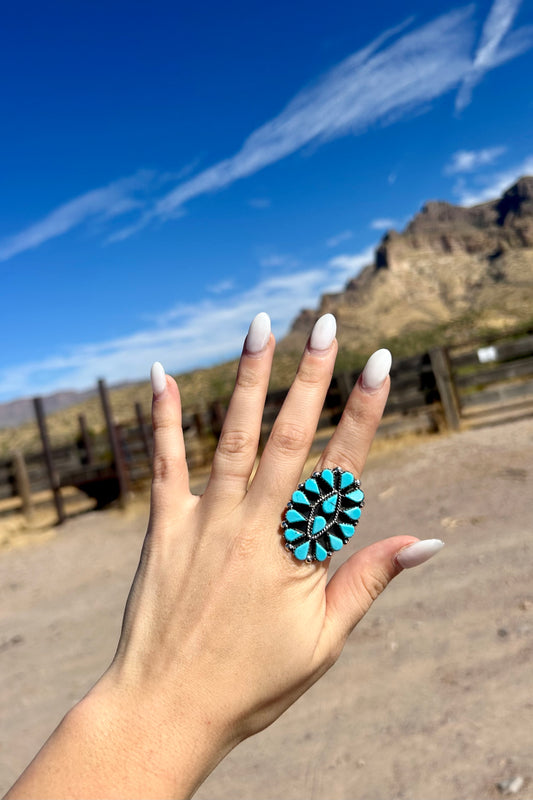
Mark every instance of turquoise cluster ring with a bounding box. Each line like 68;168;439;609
282;467;364;563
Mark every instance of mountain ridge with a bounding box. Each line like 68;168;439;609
2;176;533;434
282;176;533;354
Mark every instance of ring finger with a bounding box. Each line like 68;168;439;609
315;348;392;479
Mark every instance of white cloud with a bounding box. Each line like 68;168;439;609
456;0;533;111
248;197;271;209
370;218;397;230
259;254;296;268
2;3;530;262
452;155;533;205
132;9;474;233
0;171;155;262
326;230;353;248
445;146;507;174
207;279;234;294
328;245;375;285
0;251;375;402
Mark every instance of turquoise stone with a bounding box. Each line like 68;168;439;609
312;515;326;534
340;471;355;489
322;469;335;488
322;494;337;514
340;523;355;538
329;534;344;551
285;528;302;542
286;508;306;523
304;478;320;495
292;490;310;506
315;542;328;561
284;467;364;563
294;541;310;560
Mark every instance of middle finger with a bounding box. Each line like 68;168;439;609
249;314;338;507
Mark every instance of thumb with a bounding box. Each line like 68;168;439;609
324;536;444;645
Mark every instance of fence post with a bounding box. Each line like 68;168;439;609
209;401;226;440
336;371;354;406
12;450;33;521
78;413;94;465
135;402;152;462
98;379;129;508
33;397;66;523
429;347;461;430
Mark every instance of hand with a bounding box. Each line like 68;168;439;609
5;312;443;800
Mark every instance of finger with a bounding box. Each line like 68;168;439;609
249;314;338;506
316;349;392;479
321;536;445;654
149;362;190;506
205;313;275;503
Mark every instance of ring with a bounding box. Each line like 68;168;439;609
282;467;364;563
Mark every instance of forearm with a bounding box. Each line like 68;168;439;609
4;678;230;800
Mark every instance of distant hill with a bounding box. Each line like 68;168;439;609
0;389;98;430
2;176;533;452
283;176;533;355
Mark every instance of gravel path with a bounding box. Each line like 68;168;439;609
1;418;532;799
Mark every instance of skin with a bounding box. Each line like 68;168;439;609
5;326;419;800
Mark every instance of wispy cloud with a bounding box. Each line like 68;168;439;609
0;171;155;262
129;9;473;234
328;246;374;285
0;245;377;401
456;0;533;111
452;154;533;205
444;146;507;174
248;197;271;209
326;230;353;248
2;2;530;262
370;218;397;230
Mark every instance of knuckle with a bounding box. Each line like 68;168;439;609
230;531;257;561
217;428;256;459
296;362;324;389
151;452;184;483
343;400;381;432
357;568;389;606
152;410;179;434
269;420;310;453
235;364;263;391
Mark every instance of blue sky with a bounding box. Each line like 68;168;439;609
1;0;532;403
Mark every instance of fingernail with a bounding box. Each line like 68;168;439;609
361;349;392;392
309;313;337;352
245;312;271;354
395;539;444;569
151;362;167;396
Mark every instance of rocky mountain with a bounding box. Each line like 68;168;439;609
2;177;533;442
284;176;533;354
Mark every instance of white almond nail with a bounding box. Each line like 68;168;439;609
246;312;271;353
396;539;445;569
361;349;392;391
150;362;167;396
309;314;337;351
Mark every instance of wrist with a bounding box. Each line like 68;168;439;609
75;671;232;799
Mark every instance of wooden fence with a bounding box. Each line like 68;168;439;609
1;333;532;524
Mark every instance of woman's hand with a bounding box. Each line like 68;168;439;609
5;313;443;800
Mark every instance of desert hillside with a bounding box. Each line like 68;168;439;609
284;176;533;354
1;177;533;453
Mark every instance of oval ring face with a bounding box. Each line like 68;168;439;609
282;467;365;563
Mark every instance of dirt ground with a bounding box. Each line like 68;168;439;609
1;417;532;800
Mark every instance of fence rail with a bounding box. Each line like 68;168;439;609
1;332;532;524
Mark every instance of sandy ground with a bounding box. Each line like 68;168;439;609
1;418;532;799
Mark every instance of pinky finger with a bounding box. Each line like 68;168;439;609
150;362;190;501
